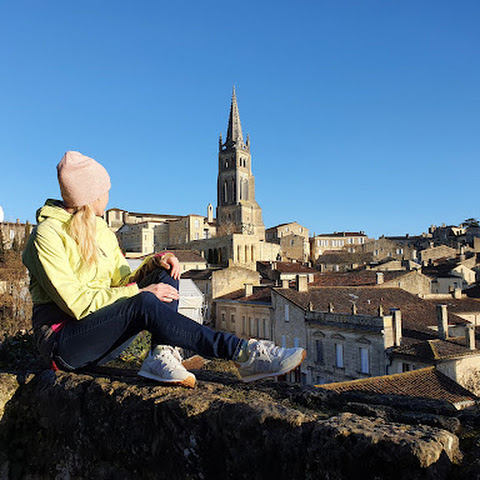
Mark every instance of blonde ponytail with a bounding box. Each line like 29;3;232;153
68;204;99;269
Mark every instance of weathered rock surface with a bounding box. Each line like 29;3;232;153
0;365;466;480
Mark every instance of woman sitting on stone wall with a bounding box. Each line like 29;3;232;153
22;151;305;388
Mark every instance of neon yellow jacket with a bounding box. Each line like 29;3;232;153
22;200;140;320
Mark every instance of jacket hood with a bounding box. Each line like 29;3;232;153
36;199;72;224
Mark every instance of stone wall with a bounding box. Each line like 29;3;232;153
0;368;467;480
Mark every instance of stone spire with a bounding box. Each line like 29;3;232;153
225;86;244;148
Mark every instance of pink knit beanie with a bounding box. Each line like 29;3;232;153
57;151;111;207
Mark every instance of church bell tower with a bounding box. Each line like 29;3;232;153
216;87;265;238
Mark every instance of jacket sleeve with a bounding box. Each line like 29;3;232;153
28;223;139;320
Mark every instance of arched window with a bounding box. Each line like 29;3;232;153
224;181;228;203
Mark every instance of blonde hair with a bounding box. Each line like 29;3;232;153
68;204;99;269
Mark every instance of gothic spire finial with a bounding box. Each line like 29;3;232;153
225;86;244;147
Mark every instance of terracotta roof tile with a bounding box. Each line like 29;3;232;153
392;338;480;361
274;286;468;335
181;269;215;280
318;367;478;406
216;287;272;304
274;262;319;274
311;271;407;287
169;250;207;263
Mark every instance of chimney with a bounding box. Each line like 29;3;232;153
244;283;253;297
466;325;476;350
281;279;290;289
296;274;308;292
328;302;334;313
436;304;449;340
376;272;384;285
390;308;402;347
453;288;462;299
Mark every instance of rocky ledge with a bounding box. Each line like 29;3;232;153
0;361;477;480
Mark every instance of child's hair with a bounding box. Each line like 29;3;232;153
68;204;99;268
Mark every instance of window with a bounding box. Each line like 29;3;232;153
221;312;226;325
195;233;199;240
242;316;246;335
256;319;261;337
335;343;344;368
290;239;295;246
402;362;413;373
315;339;324;364
263;318;268;339
285;303;290;323
360;348;369;374
281;335;286;348
194;219;200;228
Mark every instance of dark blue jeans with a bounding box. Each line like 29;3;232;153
48;269;243;371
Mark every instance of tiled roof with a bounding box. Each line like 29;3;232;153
392;338;480;361
316;252;373;264
266;222;298;230
314;232;367;238
310;271;407;287
274;286;468;335
181;269;215;280
169;250;207;263
426;297;480;314
318;367;477;407
274;262;318;274
215;287;272;304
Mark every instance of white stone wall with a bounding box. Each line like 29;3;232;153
271;291;393;386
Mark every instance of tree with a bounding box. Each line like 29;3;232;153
463;218;479;229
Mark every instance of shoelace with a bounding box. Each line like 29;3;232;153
252;341;284;359
154;346;183;366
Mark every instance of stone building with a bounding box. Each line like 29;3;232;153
361;236;417;263
419;245;457;265
183;266;261;326
0;220;32;250
310;232;368;262
104;209;182;234
257;261;318;285
116;221;169;254
168;212;216;246
270;280;480;387
266;222;309;243
214;286;272;340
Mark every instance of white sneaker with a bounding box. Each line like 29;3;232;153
236;339;306;383
138;346;196;388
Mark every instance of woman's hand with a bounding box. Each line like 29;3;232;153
140;283;179;303
158;253;181;280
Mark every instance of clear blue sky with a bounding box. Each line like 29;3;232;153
1;0;479;238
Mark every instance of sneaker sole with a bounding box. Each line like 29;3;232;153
239;349;306;383
138;370;196;388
